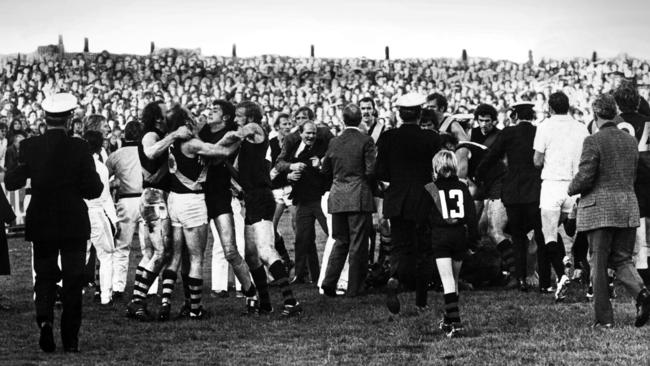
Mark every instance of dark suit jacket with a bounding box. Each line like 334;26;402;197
0;184;15;275
375;124;441;220
275;127;334;173
322;128;376;214
568;122;640;232
5;129;103;242
284;138;330;204
477;121;541;205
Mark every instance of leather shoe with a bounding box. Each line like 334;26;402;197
386;277;400;314
64;346;80;353
635;289;650;327
39;322;56;353
321;286;337;298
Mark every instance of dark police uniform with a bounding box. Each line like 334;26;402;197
376;122;441;287
476;120;548;287
5;93;102;352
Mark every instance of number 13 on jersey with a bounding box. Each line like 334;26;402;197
439;189;465;219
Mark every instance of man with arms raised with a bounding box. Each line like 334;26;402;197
125;101;192;321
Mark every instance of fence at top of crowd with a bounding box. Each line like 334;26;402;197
1;39;650;136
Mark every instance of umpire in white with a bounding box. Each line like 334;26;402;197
5;93;103;353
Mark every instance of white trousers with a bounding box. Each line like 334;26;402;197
88;208;116;304
318;192;348;292
210;199;246;292
113;197;145;292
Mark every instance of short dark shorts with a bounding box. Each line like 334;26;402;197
244;189;275;225
432;226;468;261
205;189;233;219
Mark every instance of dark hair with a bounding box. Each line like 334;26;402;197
0;123;7;131
83;130;104;155
398;107;421;123
548;92;570;114
213;99;235;122
236;101;263;124
295;106;315;121
613;81;639;113
124;121;143;142
426;93;448;112
439;132;458;150
166;104;192;132
274;113;291;128
592;94;618;120
9;131;27;145
419;108;438;127
515;107;536;121
474;103;498;121
85;114;106;132
142;100;165;132
343;104;362;127
359;97;376;110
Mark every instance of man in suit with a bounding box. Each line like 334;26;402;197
376;93;441;313
275;106;334;176
320;104;376;297
5;93;103;353
568;93;650;328
286;121;329;284
477;102;545;292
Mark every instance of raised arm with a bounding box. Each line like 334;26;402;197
476;132;505;181
142;126;193;160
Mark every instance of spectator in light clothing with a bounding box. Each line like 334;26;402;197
533;91;589;301
0;123;8;169
83;130;118;306
105;121;145;299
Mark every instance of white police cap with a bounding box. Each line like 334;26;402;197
42;93;78;115
508;101;535;111
396;93;426;108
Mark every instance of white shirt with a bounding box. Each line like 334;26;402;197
533;114;589;181
85;154;118;225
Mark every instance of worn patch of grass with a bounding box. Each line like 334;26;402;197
1;216;649;365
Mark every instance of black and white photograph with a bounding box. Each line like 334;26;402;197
0;0;649;364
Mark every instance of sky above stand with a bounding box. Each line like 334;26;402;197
3;0;650;62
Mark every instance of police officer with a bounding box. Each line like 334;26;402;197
376;93;442;314
6;93;103;353
477;102;545;292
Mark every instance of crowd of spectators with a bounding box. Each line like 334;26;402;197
1;51;650;157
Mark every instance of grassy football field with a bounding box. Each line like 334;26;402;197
0;214;648;365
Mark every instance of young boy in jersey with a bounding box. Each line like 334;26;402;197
425;150;478;338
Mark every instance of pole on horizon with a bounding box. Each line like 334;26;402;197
528;50;533;65
232;44;237;58
58;34;64;60
84;38;89;53
461;49;468;62
150;42;155;54
385;46;390;60
310;45;314;58
592;51;598;62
